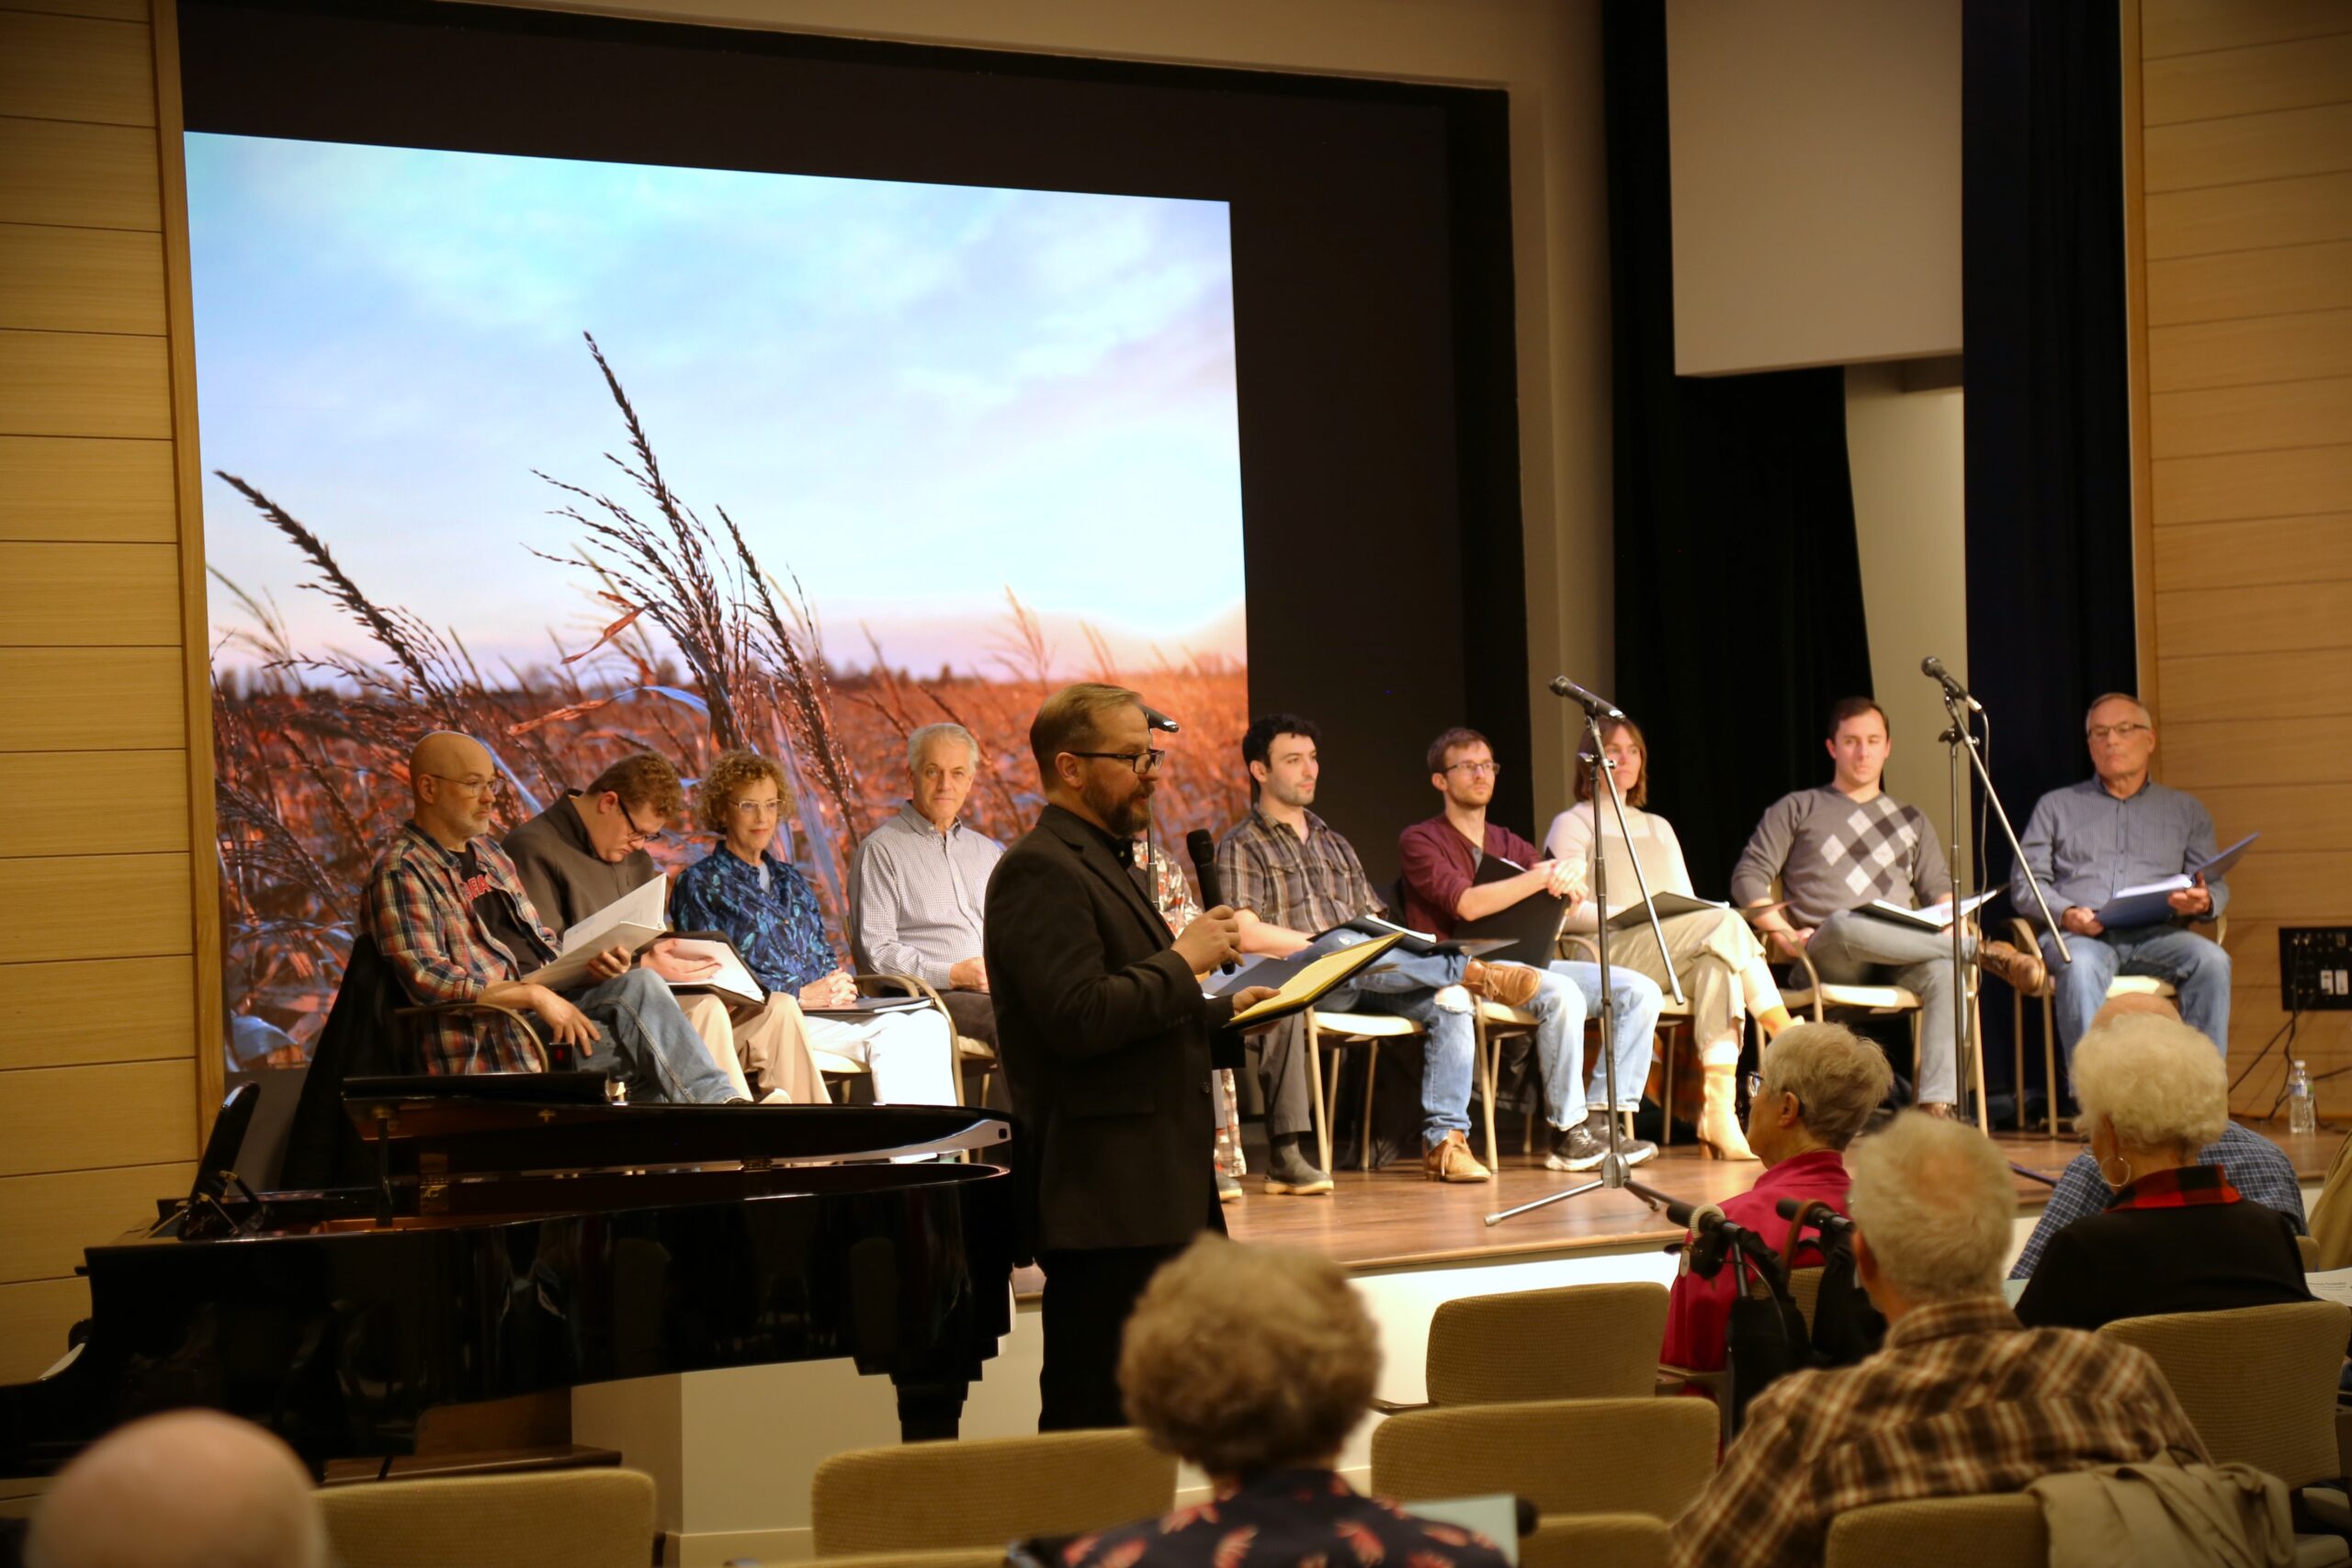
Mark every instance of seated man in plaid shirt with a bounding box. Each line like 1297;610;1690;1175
1669;1113;2205;1568
358;730;743;1102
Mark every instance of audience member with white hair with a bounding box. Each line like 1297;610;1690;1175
24;1411;325;1568
1668;1113;2204;1568
2011;993;2304;1280
2015;1012;2312;1332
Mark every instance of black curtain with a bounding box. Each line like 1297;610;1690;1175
1604;0;1874;895
1962;0;2135;1097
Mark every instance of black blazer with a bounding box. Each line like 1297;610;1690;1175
2015;1197;2312;1333
984;804;1243;1256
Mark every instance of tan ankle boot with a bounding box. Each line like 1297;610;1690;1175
1697;1043;1756;1161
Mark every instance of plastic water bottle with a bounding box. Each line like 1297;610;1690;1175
2289;1060;2317;1136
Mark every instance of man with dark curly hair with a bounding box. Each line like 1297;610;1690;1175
1060;1235;1510;1568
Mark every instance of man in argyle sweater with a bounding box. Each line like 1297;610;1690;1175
1732;698;2044;1113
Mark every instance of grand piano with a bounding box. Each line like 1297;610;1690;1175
0;1077;1016;1476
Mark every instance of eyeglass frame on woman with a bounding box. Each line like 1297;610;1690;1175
1064;749;1166;776
1743;1071;1804;1119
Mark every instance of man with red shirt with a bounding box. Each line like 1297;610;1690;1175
1399;727;1662;1171
1659;1021;1892;1378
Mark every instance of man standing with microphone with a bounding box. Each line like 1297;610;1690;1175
987;682;1277;1430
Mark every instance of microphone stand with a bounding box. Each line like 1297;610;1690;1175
1928;676;2069;1131
1487;696;1686;1226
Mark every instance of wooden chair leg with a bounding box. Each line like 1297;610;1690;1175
1659;1024;1675;1148
1910;1011;1924;1107
1361;1041;1380;1174
2041;991;2061;1134
1969;986;1989;1134
2013;987;2028;1133
1304;1018;1331;1179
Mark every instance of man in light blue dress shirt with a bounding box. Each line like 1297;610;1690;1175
2011;693;2231;1071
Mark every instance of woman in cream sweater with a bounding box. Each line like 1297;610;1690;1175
1544;717;1791;1159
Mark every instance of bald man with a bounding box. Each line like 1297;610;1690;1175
357;732;741;1101
25;1410;325;1568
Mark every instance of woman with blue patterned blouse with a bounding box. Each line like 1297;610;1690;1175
673;750;959;1107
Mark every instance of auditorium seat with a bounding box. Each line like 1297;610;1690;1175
2099;1300;2352;1565
809;1428;1175;1557
1374;1282;1670;1416
1301;1006;1436;1174
315;1467;657;1568
1822;1493;2045;1568
2007;913;2227;1132
1517;1513;1668;1568
1371;1397;1713;1523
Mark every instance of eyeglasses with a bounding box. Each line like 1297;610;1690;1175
1743;1072;1804;1118
422;773;505;798
729;797;782;817
1445;761;1501;778
1067;749;1166;776
2087;722;2150;741
618;800;668;847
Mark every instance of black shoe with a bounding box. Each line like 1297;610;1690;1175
1262;1134;1334;1196
1545;1123;1608;1172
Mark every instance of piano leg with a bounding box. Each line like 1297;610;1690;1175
891;1374;969;1442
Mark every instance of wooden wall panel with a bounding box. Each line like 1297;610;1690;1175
2197;784;2352;852
0;648;185;750
0;10;153;128
2149;377;2352;457
2147;241;2352;327
2157;649;2352;722
2146;170;2352;258
0;327;169;436
2146;306;2352;392
2145;0;2352;60
2151;445;2352;525
0;1161;191;1283
0;220;164;333
2153;583;2352;657
0;954;196;1069
2146;32;2352;125
2152;516;2352;592
2165;716;2352;786
0;750;186;856
0;852;191;964
2144;102;2352;194
0;540;183;644
0;116;159;230
0;1278;88;1384
0;434;176;541
0;1059;197;1179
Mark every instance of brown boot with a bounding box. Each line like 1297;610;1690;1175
1974;938;2046;995
1462;960;1541;1009
1422;1130;1492;1183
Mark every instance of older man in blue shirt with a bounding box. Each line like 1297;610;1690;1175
2011;694;2232;1069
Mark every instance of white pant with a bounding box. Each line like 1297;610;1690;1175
806;1010;959;1106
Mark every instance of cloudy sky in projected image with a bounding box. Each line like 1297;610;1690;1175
187;135;1246;679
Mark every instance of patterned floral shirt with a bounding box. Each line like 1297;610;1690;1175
1060;1468;1509;1568
670;844;840;996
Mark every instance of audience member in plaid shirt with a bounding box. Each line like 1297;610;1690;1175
1732;698;2046;1114
2016;1012;2311;1332
359;731;743;1102
2012;998;2304;1280
1669;1113;2205;1568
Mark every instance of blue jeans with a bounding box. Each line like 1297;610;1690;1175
2041;923;2231;1069
572;969;741;1104
1313;932;1476;1151
1528;961;1662;1127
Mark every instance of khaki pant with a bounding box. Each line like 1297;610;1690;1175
678;991;831;1104
1598;908;1779;1055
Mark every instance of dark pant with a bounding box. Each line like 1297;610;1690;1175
1036;1200;1227;1431
939;990;1008;1110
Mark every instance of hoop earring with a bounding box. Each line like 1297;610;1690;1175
2099;1155;2132;1190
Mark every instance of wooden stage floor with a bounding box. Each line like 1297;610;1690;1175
1216;1122;2346;1275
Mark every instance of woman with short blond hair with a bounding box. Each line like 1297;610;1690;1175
2016;1012;2310;1331
1060;1237;1510;1568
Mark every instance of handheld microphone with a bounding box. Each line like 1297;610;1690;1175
1141;705;1181;734
1919;655;1983;714
1547;674;1623;718
1184;829;1238;976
